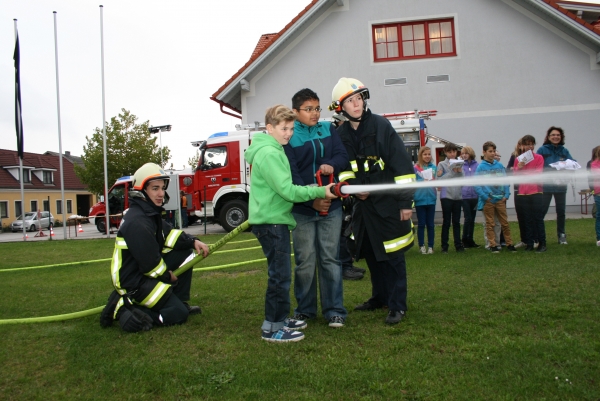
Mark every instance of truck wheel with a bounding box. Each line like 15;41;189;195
96;218;107;233
219;200;248;232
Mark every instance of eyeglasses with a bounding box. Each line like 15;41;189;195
297;106;322;113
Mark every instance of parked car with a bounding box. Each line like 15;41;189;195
11;211;54;232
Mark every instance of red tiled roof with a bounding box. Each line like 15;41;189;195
210;0;320;111
543;0;600;34
0;149;88;191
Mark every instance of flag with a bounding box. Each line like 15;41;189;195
14;32;24;159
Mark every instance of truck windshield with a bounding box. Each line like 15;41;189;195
199;146;227;171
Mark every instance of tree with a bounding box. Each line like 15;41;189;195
75;109;171;195
188;149;200;170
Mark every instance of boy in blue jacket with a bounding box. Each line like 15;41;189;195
283;88;349;328
474;141;516;253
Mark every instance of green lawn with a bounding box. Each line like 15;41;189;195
0;219;598;400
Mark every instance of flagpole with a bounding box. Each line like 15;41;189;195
14;19;26;241
99;5;110;238
53;12;67;240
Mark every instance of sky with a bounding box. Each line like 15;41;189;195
1;0;311;170
3;0;600;171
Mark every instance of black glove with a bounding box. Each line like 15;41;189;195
118;308;154;333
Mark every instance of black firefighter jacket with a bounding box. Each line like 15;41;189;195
110;195;196;311
337;110;416;261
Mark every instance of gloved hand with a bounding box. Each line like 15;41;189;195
118;308;154;333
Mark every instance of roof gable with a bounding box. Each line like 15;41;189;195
211;0;600;116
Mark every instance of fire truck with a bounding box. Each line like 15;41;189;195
190;110;449;232
88;171;195;233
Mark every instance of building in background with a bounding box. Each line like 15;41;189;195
211;0;600;212
0;149;95;229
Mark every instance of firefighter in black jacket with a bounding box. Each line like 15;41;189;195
331;78;416;325
100;163;209;332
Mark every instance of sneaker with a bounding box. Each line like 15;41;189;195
284;318;307;330
514;241;526;248
524;245;535;252
490;246;501;254
183;302;202;315
441;248;449;254
469;241;481;249
354;300;384;311
533;241;539;249
343;269;364;280
351;266;366;274
536;244;547;253
385;310;405;325
427;247;434;254
559;234;567;245
420;246;427;254
596;240;600;247
484;246;490;250
506;245;517;253
261;328;304;343
291;313;310;322
456;246;466;253
328;316;345;328
99;290;121;328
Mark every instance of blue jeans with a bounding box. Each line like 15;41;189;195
542;192;566;237
595;195;600;241
415;204;435;248
292;207;347;320
252;224;292;332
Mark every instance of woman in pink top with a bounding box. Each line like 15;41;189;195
513;135;546;252
590;146;600;246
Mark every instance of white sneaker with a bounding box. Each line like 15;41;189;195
420;246;427;254
533;241;539;249
514;241;526;248
427;247;434;254
559;234;567;245
597;240;600;247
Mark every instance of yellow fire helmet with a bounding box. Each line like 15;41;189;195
132;163;170;191
329;77;370;112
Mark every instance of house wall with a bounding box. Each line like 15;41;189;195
241;0;600;208
0;190;96;229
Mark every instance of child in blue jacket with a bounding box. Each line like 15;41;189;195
414;146;437;254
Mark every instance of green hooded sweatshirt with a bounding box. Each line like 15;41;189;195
244;132;326;230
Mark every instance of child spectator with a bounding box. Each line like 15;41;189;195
590;145;600;247
437;143;464;253
474;141;517;253
244;105;337;343
513;135;546;252
414;146;437;254
507;139;528;249
460;146;480;249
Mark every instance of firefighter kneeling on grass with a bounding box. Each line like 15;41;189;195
100;163;209;333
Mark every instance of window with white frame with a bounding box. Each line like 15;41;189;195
43;200;50;212
20;170;31;183
31;200;38;212
67;200;72;214
43;171;53;184
56;199;62;215
373;18;456;62
0;201;7;218
15;201;22;218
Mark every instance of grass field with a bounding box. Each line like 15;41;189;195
0;219;598;400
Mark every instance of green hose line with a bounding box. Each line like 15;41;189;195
0;306;104;325
0;220;251;325
174;220;250;277
0;258;112;273
193;257;266;272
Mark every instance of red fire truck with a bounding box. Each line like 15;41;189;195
189;110;448;232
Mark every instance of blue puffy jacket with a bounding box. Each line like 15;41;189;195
474;159;510;204
283;120;348;216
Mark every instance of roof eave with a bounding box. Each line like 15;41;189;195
213;0;338;110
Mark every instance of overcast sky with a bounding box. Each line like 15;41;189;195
1;0;310;170
3;0;600;171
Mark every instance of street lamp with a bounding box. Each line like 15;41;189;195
149;124;172;166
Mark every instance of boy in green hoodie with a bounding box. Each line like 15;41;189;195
244;104;337;343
